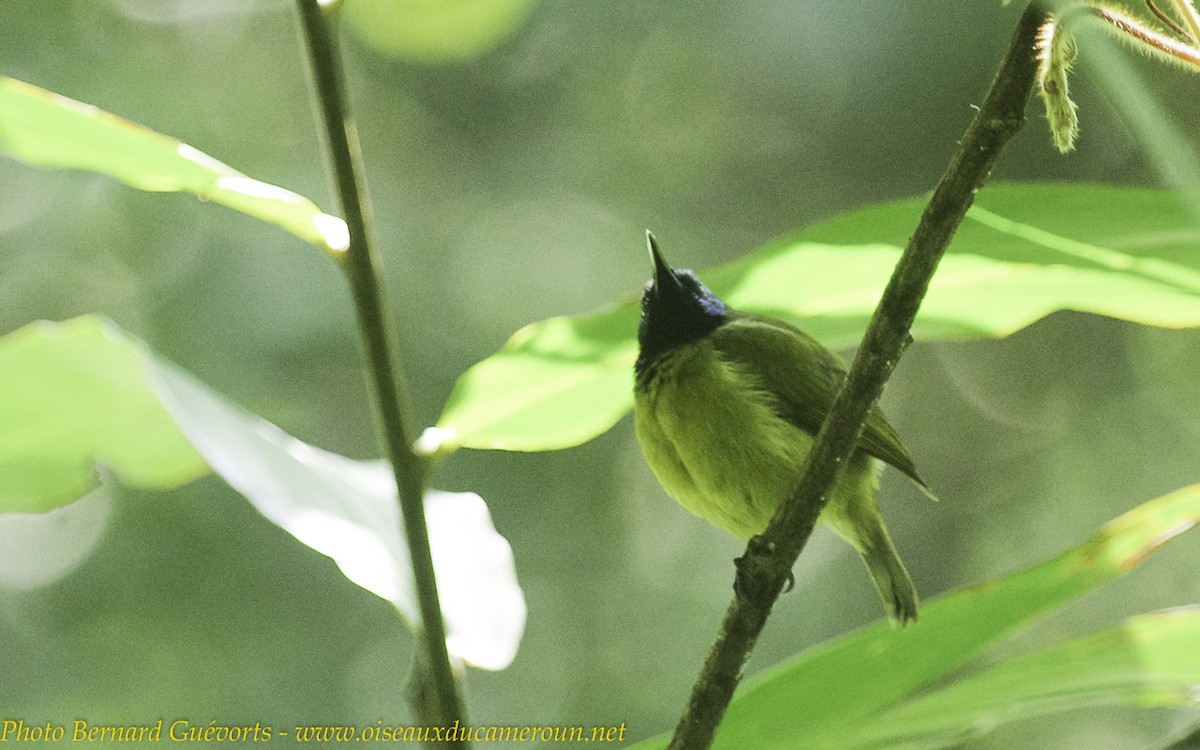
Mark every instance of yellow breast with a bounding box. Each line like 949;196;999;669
633;340;814;540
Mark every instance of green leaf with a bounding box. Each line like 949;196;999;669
430;309;639;454
0;77;347;254
844;608;1200;749
626;484;1200;750
432;184;1200;454
0;317;207;513
0;317;525;669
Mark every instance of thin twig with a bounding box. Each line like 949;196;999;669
1171;0;1200;44
1087;4;1200;67
665;4;1049;749
292;1;467;744
1146;0;1191;40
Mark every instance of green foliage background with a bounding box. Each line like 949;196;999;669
2;1;1200;748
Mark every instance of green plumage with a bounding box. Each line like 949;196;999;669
633;233;929;626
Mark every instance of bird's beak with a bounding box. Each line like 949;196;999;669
646;230;678;293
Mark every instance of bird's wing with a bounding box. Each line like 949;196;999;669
711;314;933;495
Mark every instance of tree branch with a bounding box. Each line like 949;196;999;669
292;2;467;744
666;4;1049;749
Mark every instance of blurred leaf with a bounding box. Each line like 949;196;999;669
430;310;639;454
150;360;526;670
0;318;206;513
433;184;1200;454
627;484;1200;750
0;486;111;590
0;77;348;254
344;0;537;63
843;608;1200;749
0;317;525;669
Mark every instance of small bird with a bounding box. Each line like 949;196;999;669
633;231;930;626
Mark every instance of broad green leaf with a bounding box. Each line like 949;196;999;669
0;317;525;669
0;77;348;254
433;184;1200;454
843;608;1200;749
429;309;639;454
626;484;1200;750
0;317;206;513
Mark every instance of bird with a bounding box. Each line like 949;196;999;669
633;231;931;626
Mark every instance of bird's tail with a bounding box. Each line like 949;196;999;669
822;455;920;626
857;527;919;627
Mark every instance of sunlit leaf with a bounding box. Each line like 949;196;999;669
0;316;525;669
429;310;638;455
0;77;348;254
150;360;526;670
0;318;206;513
626;484;1200;750
432;184;1200;454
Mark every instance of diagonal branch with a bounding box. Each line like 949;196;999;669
665;3;1050;749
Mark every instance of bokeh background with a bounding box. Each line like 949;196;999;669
3;1;1200;747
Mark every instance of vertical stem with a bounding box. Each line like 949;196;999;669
665;4;1048;749
292;1;467;743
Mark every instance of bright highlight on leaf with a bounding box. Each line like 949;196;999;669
0;317;526;670
434;184;1200;455
0;77;348;255
150;359;526;670
627;484;1200;750
0;487;112;590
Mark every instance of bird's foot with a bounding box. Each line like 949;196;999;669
734;535;791;602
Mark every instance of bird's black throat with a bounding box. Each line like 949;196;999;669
634;267;727;388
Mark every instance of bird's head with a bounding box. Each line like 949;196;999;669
636;232;727;371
